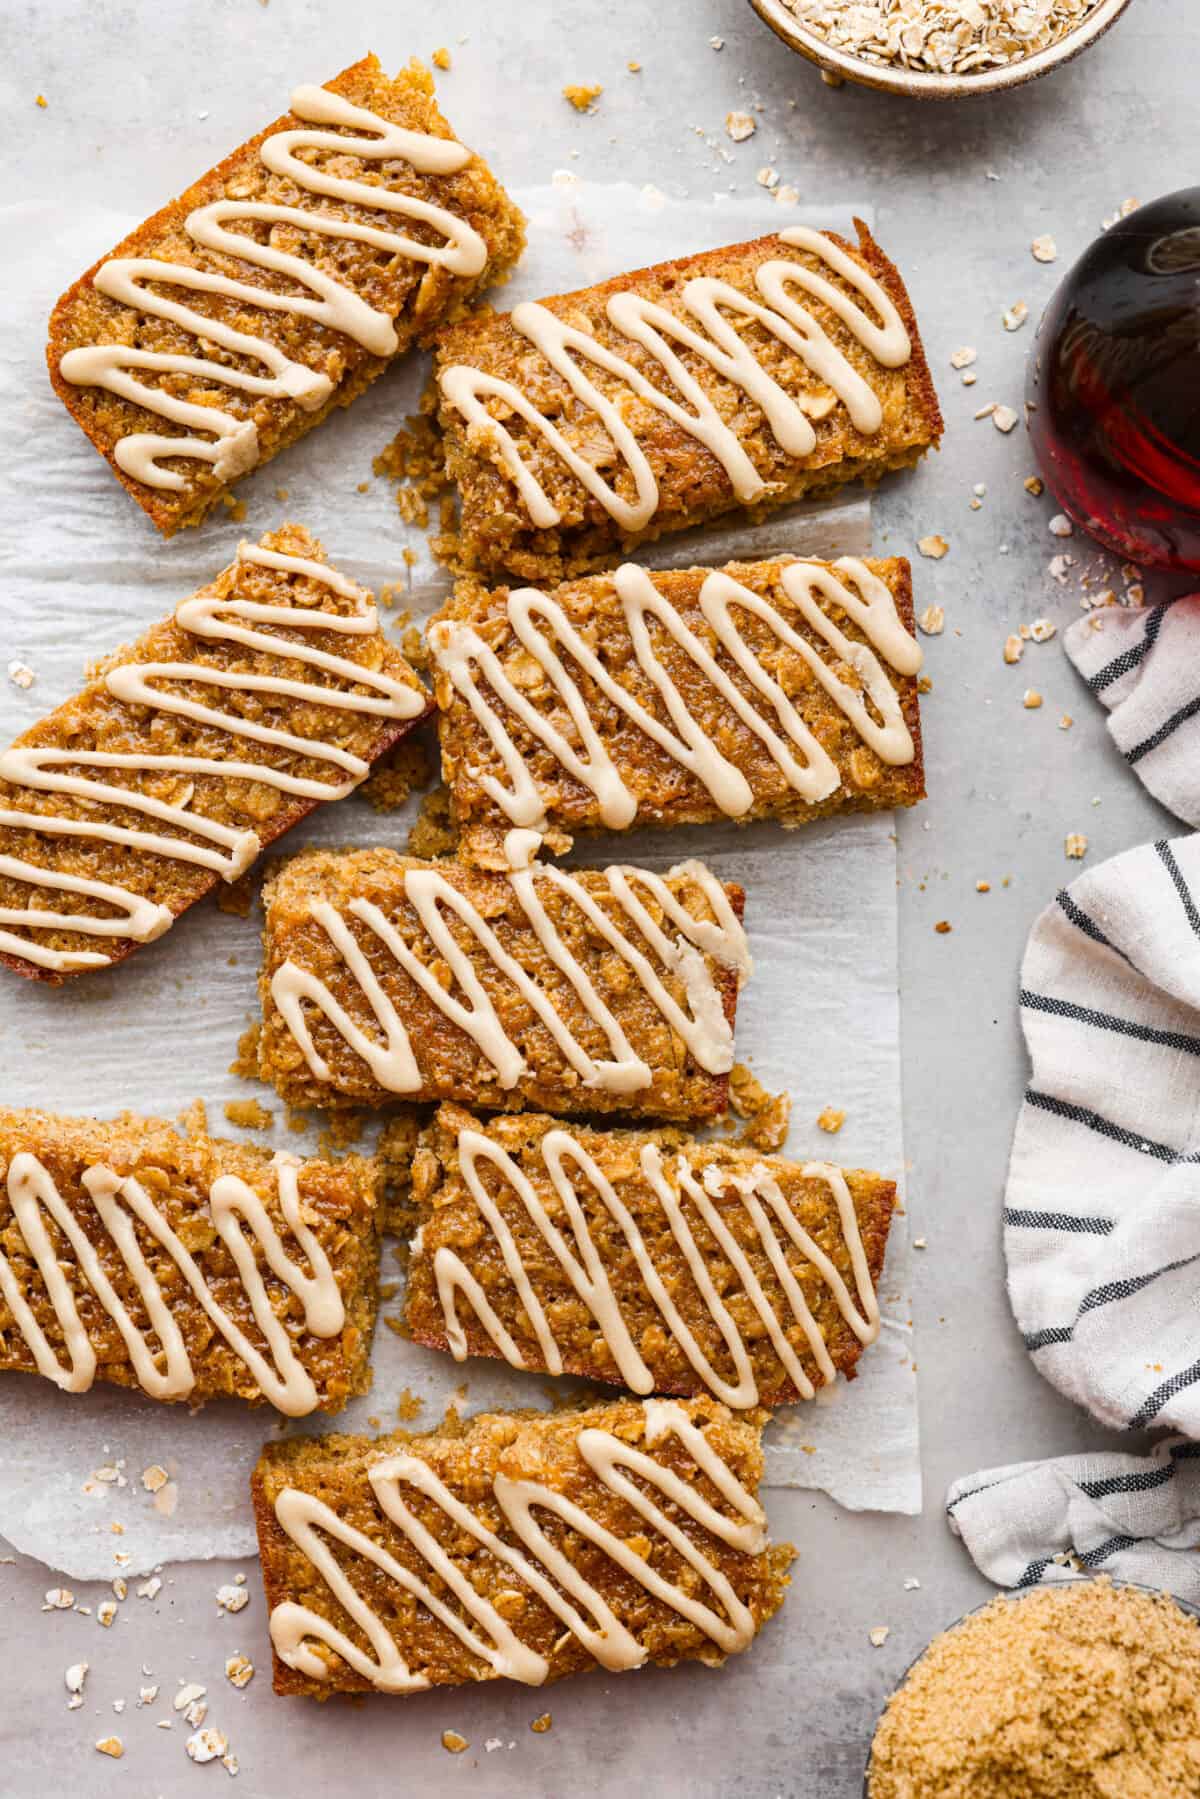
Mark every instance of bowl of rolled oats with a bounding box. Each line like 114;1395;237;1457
748;0;1135;97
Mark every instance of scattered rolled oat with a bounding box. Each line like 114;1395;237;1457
1048;513;1073;537
96;1599;117;1627
756;165;780;189
187;1727;229;1765
917;534;949;560
1065;833;1088;859
709;35;725;49
775;183;800;206
216;1583;249;1614
976;880;991;893
112;1577;127;1601
95;1737;124;1759
442;1730;470;1754
562;83;602;112
725;109;756;141
137;1576;162;1601
1003;634;1024;665
869;1625;891;1648
817;1106;846;1134
1023;690;1043;710
65;1662;89;1697
1002;301;1028;332
225;1655;254;1690
917;605;945;636
44;1587;74;1610
780;2;1106;75
7;659;35;689
141;1464;169;1493
949;346;977;370
904;1577;922;1591
175;1684;206;1713
1032;233;1058;263
1029;617;1057;642
1059;714;1073;730
138;1685;159;1706
531;1713;553;1734
913;1236;928;1249
1024;474;1045;496
992;404;1019;434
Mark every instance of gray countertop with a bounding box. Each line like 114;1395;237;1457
1;0;1189;1791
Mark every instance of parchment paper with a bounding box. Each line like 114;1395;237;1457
0;185;918;1579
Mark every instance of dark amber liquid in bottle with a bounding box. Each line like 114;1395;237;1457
1028;186;1200;571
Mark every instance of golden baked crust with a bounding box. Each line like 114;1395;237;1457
47;56;526;534
0;1106;379;1413
405;1103;895;1406
0;524;431;984
431;220;942;580
256;847;746;1119
431;555;925;866
252;1396;794;1695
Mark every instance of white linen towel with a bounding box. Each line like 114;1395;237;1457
947;1437;1200;1601
1065;597;1200;826
1007;830;1200;1436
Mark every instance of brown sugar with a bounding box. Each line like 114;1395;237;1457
47;56;525;534
251;1396;794;1695
867;1579;1200;1799
430;221;941;582
256;847;747;1121
405;1103;894;1408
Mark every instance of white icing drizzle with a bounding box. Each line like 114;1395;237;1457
426;1128;880;1405
0;1149;343;1415
431;557;921;832
59;84;489;490
0;543;425;974
438;225;911;532
269;1397;767;1690
270;859;748;1097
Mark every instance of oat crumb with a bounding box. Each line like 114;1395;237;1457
817;1106;846;1134
1024;474;1045;496
431;47;452;70
934;920;953;935
1003;634;1024;665
1065;833;1089;859
992;404;1019;434
7;659;35;689
141;1464;169;1493
869;1626;891;1648
563;83;602;112
217;1583;249;1614
1030;617;1057;642
725;109;756;141
187;1727;229;1765
223;1098;273;1130
1023;690;1043;710
95;1737;123;1759
917;534;949;560
1002;301;1028;332
917;604;945;636
976;880;991;893
949;346;976;370
442;1730;470;1755
531;1713;553;1734
1059;714;1073;730
1032;233;1058;263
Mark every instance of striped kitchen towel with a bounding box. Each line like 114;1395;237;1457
947;1437;1200;1601
1065;597;1200;825
1008;830;1200;1436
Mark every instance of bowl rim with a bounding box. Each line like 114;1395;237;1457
748;0;1137;99
861;1575;1200;1795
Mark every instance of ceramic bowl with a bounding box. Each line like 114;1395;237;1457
747;0;1136;99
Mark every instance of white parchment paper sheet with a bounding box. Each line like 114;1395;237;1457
0;185;918;1578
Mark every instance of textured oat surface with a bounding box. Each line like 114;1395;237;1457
0;1106;379;1411
433;555;925;865
253;1397;794;1694
406;1102;895;1404
432;222;941;580
257;846;745;1117
47;55;525;533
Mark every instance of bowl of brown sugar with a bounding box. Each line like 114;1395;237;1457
748;0;1136;99
863;1576;1200;1797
